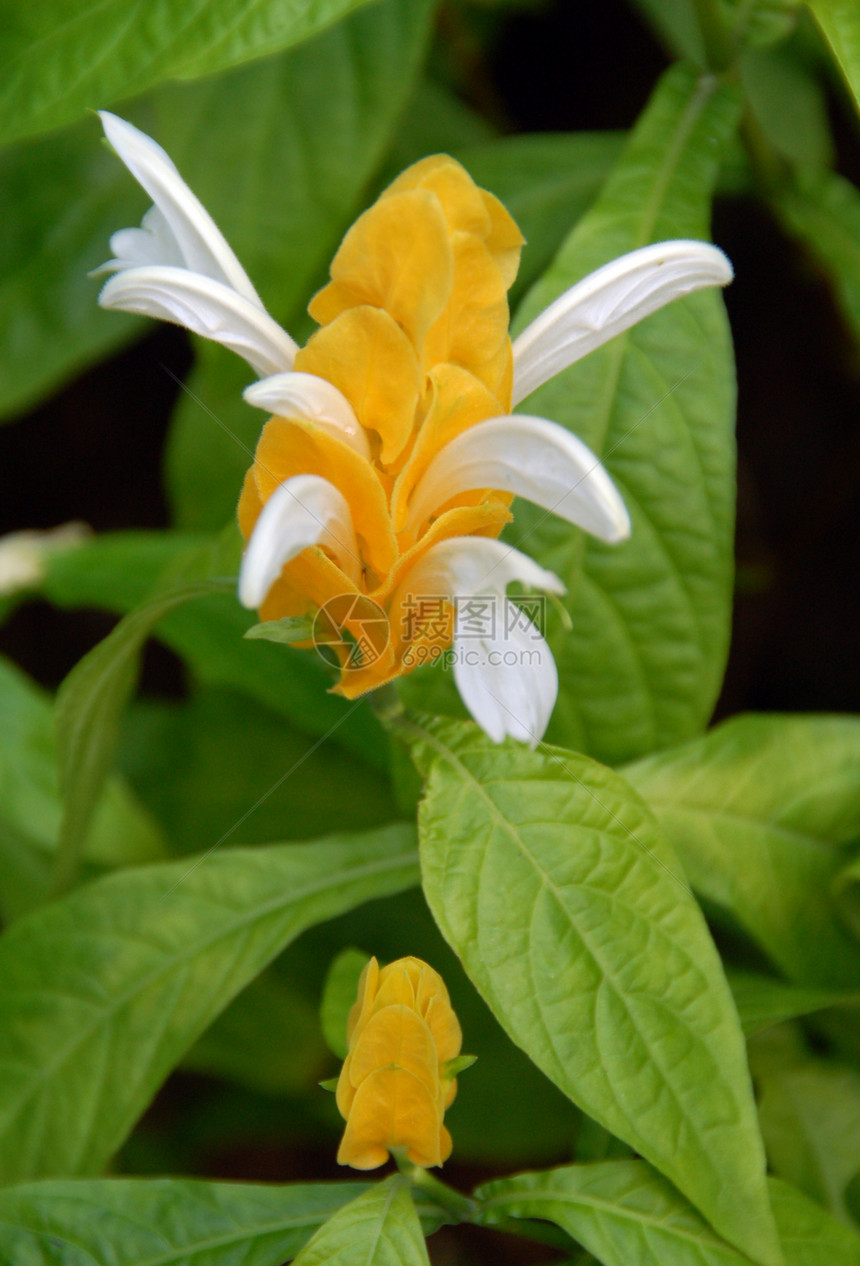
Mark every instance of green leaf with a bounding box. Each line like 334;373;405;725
627;0;708;61
624;713;860;986
246;616;316;645
406;715;780;1266
477;1162;860;1266
750;1039;860;1224
53;575;230;893
0;822;418;1182
443;1054;477;1077
721;0;800;47
769;1175;860;1265
41;531;389;770
478;1161;746;1264
806;0;860;115
509;64;741;764
740;42;834;168
162;0;437;530
122;688;397;850
728;969;860;1037
0;1177;371;1265
0;124;146;421
0;0;382;146
43;530;208;611
774;169;860;348
183;970;328;1096
835;853;860;938
292;1176;431;1266
454;132;625;308
320;947;370;1060
379;75;495;178
0;654;164;920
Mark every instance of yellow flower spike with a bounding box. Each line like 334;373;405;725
334;956;463;1170
99;115;733;744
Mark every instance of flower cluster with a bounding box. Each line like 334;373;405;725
96;113;732;743
335;956;462;1170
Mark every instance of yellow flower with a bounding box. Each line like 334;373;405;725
335;956;462;1170
96;113;733;743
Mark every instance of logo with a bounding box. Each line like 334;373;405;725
312;593;389;670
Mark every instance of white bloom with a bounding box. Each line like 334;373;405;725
96;114;733;745
0;524;91;596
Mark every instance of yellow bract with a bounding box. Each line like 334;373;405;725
335;956;463;1170
238;155;524;693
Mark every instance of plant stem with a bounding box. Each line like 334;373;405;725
393;1153;478;1224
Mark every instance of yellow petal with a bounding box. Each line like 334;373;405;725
237;466;263;539
295;306;420;467
346;956;380;1046
374;960;417;1010
382;155;493;239
391;363;509;534
412;960;450;1016
481;188;526;290
423;231;511;393
437;1123;453;1164
333;640;400;699
261;548;359;625
336;1052;357;1119
308;189;454;352
423;993;463;1066
252;416;397;578
349;1005;439;1097
336;1066;445;1170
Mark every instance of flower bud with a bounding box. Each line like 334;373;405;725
335;956;462;1169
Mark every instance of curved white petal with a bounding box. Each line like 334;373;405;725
392;537;562;743
406;414;630;543
512;240;733;405
398;535;564;604
99;266;297;377
453;606;558;746
239;474;360;608
243;372;371;458
95;206;185;273
99;112;263;307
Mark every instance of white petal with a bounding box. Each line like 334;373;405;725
243;372;371;459
239;474;360;608
512;240;733;405
99;265;297;377
453;607;558;746
396;535;564;605
99;112;263;307
92;206;186;274
405;414;630;543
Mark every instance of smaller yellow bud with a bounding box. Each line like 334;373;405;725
335;956;463;1170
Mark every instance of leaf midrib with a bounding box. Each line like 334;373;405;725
0;842;418;1153
412;722;734;1179
0;1204;356;1266
480;1186;742;1260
